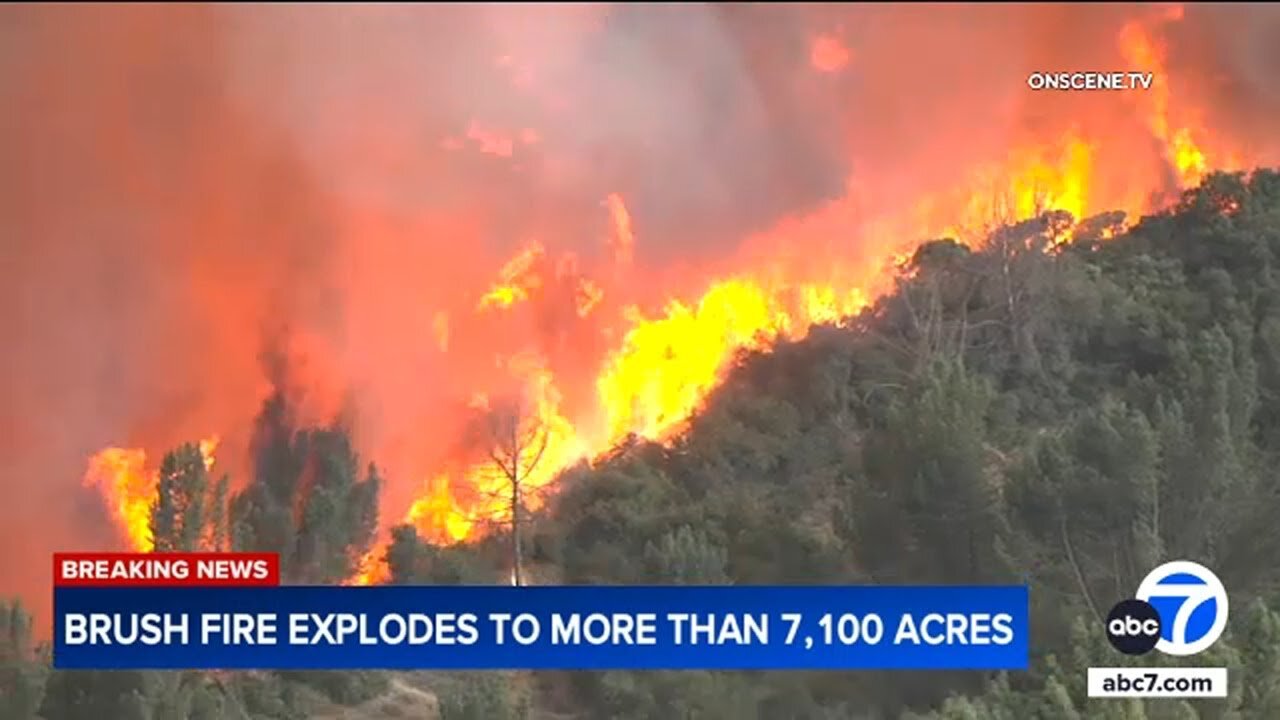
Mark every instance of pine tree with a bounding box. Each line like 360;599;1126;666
292;427;381;585
229;388;381;584
1;599;48;720
387;524;431;585
207;473;229;551
643;526;729;584
1038;676;1082;720
151;443;215;553
1237;598;1280;715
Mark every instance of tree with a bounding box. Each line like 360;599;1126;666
596;670;761;720
151;442;228;553
230;387;381;584
1236;599;1280;716
438;672;531;720
40;670;154;720
855;358;1008;586
231;387;302;560
472;396;553;587
386;523;432;585
208;473;229;552
552;456;690;585
386;524;496;585
644;526;729;584
291;427;382;585
1;599;48;720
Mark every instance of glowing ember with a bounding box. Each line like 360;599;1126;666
478;242;545;311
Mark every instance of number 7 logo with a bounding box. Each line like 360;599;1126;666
1135;560;1229;657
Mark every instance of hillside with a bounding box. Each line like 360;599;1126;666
6;170;1280;719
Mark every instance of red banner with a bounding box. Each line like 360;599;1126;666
54;552;280;587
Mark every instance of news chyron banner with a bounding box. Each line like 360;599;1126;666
53;553;1029;671
1089;560;1231;699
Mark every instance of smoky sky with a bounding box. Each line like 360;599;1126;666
3;3;1279;623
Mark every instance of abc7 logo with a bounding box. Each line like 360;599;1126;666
1106;560;1229;656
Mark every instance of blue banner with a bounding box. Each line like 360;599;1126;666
54;585;1029;670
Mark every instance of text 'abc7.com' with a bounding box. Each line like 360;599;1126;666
1088;560;1230;698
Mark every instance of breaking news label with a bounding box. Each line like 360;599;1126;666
53;553;1029;671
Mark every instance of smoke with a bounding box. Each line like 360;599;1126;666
0;4;338;620
1175;4;1280;139
3;3;1279;623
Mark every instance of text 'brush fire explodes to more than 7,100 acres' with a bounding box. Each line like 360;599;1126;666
4;2;1280;611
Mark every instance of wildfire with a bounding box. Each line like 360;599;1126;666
80;4;1261;587
1118;10;1210;187
350;253;874;581
419;356;586;535
406;474;475;544
350;545;392;586
478;242;545;311
906;128;1120;247
598;278;867;444
83;437;220;552
351;358;585;585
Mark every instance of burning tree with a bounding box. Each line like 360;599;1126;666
150;442;229;553
472;395;552;587
230;388;381;585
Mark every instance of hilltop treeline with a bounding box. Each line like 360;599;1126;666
6;170;1280;719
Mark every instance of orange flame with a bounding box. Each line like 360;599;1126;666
908;128;1128;248
418;354;585;535
598;278;867;443
478;241;545;311
83;437;220;552
1118;9;1210;187
350;358;585;585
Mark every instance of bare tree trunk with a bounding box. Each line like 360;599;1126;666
511;477;524;586
1060;514;1101;623
481;396;548;587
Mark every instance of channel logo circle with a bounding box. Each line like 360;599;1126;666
1105;598;1162;655
1135;560;1229;656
